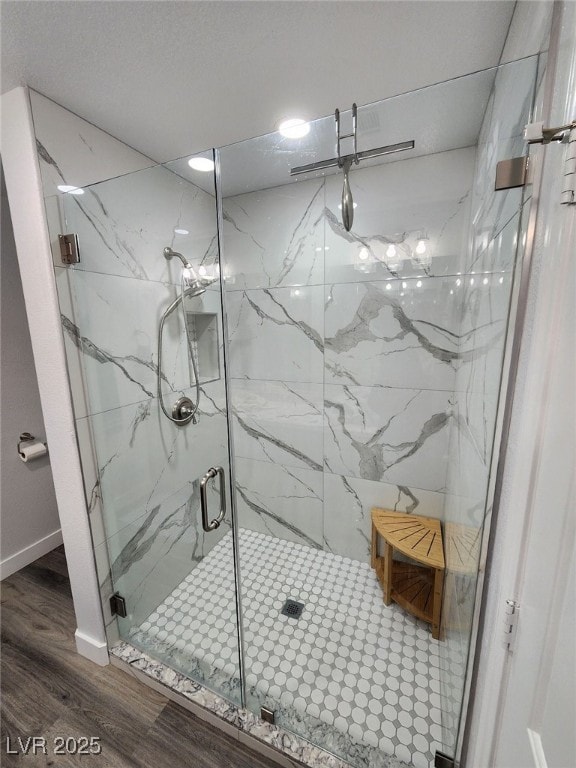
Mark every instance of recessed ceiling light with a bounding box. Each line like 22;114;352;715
188;157;215;172
278;118;310;139
57;185;84;195
174;228;189;235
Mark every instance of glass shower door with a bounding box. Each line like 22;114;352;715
49;151;243;703
217;57;538;767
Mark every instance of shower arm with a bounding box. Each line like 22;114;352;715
164;246;192;269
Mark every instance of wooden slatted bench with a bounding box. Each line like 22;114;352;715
371;508;445;639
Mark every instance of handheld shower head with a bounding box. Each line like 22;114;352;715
163;246;218;297
181;268;218;297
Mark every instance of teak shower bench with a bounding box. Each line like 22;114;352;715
371;508;445;639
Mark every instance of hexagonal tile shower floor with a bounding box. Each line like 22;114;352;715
129;529;448;768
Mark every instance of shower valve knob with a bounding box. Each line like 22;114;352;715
172;396;196;425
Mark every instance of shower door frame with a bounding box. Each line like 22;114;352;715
212;56;542;765
214;148;247;708
457;5;565;762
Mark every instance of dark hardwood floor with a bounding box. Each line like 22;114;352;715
0;547;277;767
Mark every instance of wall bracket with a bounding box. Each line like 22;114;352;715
495;157;528;191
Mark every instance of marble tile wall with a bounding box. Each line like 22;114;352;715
31;91;232;636
222;146;480;566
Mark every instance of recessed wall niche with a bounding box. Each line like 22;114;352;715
185;310;220;385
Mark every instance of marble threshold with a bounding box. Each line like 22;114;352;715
110;642;410;768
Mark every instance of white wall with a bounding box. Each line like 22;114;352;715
1;87;108;665
0;167;62;577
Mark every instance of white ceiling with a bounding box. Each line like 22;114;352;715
1;1;515;164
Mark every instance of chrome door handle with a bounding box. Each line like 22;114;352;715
200;466;226;532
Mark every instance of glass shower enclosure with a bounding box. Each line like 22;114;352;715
41;55;539;768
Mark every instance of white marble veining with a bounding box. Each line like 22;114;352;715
223;179;324;290
324;385;451;492
323;474;445;564
74;416;106;546
325;279;459;392
62;272;182;413
100;477;230;627
61;268;224;416
323;148;475;283
30;89;153;197
231;379;324;470
55;164;219;283
235;458;324;549
84;381;228;540
456;268;513;396
468;57;539;274
226;285;324;383
53;265;91;420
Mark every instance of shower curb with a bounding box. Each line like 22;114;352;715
110;641;411;768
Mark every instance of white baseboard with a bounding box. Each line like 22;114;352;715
75;628;109;666
0;528;63;580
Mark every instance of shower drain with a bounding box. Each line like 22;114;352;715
281;599;304;619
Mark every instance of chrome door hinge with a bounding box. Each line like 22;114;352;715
58;233;81;265
561;127;576;205
110;592;127;618
502;599;520;651
524;121;576;205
